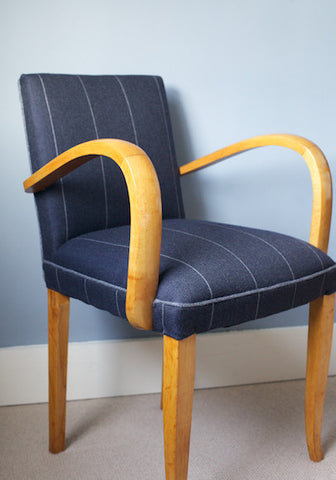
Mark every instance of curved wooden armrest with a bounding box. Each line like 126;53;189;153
180;134;332;252
24;139;162;331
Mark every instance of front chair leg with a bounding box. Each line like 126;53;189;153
48;289;70;454
163;334;196;480
305;293;335;461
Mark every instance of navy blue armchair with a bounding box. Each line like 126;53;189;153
20;74;336;479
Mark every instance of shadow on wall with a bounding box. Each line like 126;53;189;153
166;87;207;220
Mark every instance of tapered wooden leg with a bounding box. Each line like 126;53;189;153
161;340;164;410
163;334;196;480
48;289;70;454
305;293;335;462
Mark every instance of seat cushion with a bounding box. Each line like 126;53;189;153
43;218;336;339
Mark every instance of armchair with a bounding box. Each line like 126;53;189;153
20;74;336;479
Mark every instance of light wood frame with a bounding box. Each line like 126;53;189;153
179;133;335;464
180;134;332;252
24;139;162;331
24;134;335;477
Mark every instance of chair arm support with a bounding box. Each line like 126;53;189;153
23;139;162;331
179;134;332;252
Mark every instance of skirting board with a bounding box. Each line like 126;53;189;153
1;325;336;406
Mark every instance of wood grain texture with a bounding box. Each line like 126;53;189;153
24;139;162;331
179;134;332;252
48;289;70;454
305;293;335;461
163;334;196;480
161;343;164;410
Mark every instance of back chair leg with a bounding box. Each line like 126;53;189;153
305;293;335;461
48;289;70;454
161;351;164;410
163;334;196;480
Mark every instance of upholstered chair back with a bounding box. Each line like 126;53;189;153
20;74;185;260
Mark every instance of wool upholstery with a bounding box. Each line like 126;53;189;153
20;74;336;340
20;74;184;259
43;218;336;339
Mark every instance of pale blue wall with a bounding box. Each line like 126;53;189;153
1;0;336;346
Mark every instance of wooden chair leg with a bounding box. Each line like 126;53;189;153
305;293;335;462
163;334;196;480
48;288;70;454
161;339;164;410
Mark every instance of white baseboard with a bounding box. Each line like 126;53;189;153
1;325;336;406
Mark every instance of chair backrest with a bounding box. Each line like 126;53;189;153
20;74;185;260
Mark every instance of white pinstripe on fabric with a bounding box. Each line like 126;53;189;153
77;75;109;229
115;76;139;145
115;290;122;318
84;278;90;304
162;226;259;288
45;260;126;292
301;242;327;297
37;75;69;241
79;237;214;299
162;226;261;321
55;267;61;292
222;226;296;277
159;252;215;335
220;225;298;308
43;260;336;309
221;224;330;306
303;242;326;269
160;252;213;296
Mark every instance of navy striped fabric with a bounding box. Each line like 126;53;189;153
20;73;336;340
20;74;184;260
43;218;336;339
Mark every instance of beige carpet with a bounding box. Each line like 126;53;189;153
2;377;336;479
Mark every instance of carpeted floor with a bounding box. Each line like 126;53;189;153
1;377;336;479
